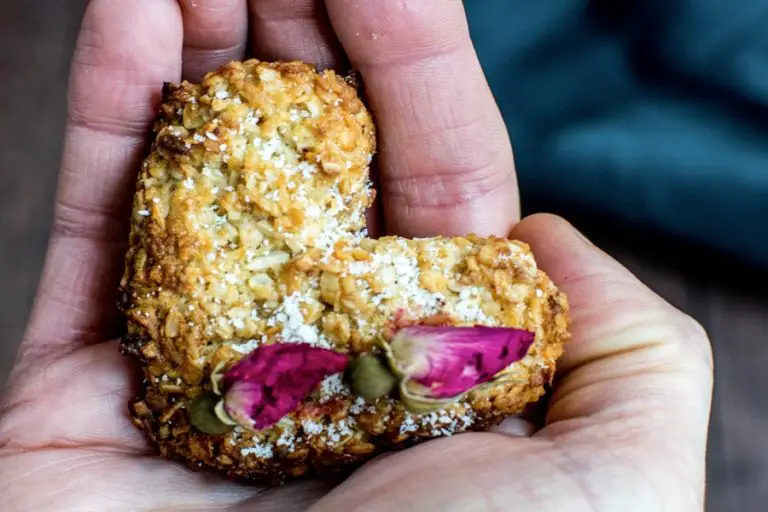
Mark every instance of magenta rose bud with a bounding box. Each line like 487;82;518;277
219;343;348;431
385;326;535;412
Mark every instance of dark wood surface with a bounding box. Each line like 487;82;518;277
1;2;765;510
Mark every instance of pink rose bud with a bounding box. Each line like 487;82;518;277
220;343;348;430
385;326;535;412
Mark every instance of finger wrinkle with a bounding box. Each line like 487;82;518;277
383;161;511;208
71;29;177;76
33;268;121;338
397;103;495;145
26;295;121;348
364;53;510;165
55;127;143;241
179;0;246;82
353;36;467;70
560;307;687;367
554;271;660;318
548;373;703;432
26;239;124;346
254;18;334;50
381;114;509;181
183;39;245;56
0;442;147;459
183;45;247;83
249;0;321;20
52;200;129;244
384;189;516;238
251;10;319;22
68;82;163;137
558;338;677;387
182;45;248;80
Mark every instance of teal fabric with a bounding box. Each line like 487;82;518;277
466;0;768;266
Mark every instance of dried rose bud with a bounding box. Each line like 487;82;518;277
384;326;535;413
224;343;349;430
190;343;348;433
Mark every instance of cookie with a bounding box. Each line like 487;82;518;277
119;59;570;483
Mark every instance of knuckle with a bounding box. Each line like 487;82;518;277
52;200;127;243
384;161;511;209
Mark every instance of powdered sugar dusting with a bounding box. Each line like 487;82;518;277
451;286;495;324
366;248;444;316
399;413;419;435
347;260;371;276
349;397;368;415
240;439;274;459
301;419;324;436
317;373;350;403
325;419;354;446
266;292;330;348
400;407;477;437
229;336;265;354
275;429;298;452
299;417;356;447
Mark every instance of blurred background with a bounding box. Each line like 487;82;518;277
0;0;766;509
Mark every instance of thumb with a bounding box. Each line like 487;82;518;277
511;214;713;498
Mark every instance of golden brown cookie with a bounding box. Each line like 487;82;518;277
119;59;570;483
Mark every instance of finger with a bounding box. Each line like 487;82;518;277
510;215;712;491
248;0;345;71
179;0;248;82
237;479;339;511
1;342;147;452
21;0;182;357
325;0;518;238
309;434;538;512
490;416;536;438
510;214;713;414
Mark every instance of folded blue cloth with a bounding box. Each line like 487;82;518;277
466;0;768;266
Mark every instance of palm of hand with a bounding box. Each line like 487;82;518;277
0;1;712;511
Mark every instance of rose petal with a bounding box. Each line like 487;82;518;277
222;343;348;430
388;326;535;399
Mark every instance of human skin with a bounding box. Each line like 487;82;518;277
0;1;712;511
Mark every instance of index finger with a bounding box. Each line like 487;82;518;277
20;0;182;357
325;0;519;238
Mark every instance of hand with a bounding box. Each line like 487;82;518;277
0;1;712;511
310;214;713;511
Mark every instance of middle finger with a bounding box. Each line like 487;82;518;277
179;0;249;82
248;0;345;70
